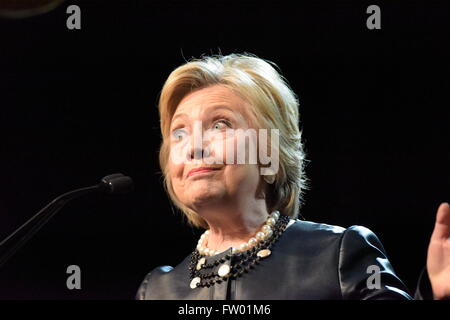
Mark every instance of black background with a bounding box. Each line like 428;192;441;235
0;0;449;299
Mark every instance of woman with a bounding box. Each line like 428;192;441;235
136;53;450;300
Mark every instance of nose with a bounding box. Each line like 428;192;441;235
187;124;208;161
188;146;205;160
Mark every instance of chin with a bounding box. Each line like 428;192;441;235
187;188;225;208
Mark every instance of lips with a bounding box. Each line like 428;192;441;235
187;167;221;178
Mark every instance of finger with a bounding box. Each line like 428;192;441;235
431;202;450;241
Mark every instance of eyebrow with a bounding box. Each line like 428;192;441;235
171;112;188;123
171;105;237;124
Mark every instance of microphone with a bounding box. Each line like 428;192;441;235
98;173;134;194
0;173;134;269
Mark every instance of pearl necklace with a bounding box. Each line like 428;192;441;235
189;214;291;289
196;210;281;257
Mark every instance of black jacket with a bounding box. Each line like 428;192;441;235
136;219;432;300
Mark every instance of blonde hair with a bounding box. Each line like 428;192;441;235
158;53;308;229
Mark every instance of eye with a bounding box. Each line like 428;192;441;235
212;119;231;130
172;128;187;141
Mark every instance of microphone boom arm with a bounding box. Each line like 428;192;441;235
0;173;133;269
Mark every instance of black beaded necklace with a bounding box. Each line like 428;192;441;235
188;215;290;289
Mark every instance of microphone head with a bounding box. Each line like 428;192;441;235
99;173;134;194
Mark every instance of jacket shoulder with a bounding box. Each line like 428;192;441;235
288;219;347;243
292;221;412;299
135;253;192;300
280;219;347;258
341;225;387;251
293;219;346;234
135;265;174;300
291;219;379;241
337;225;412;299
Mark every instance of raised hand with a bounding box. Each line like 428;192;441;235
427;202;450;299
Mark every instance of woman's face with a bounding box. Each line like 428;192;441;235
167;85;264;212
